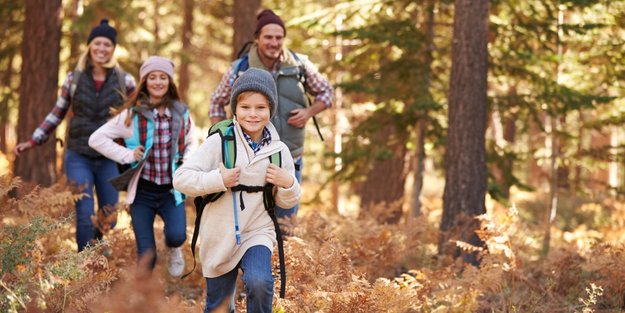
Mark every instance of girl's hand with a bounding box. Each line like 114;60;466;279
266;164;294;188
219;162;240;188
13;141;35;156
133;146;145;161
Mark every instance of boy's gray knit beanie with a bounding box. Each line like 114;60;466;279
230;68;278;118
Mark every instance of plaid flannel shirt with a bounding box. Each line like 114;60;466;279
141;108;191;185
243;127;272;154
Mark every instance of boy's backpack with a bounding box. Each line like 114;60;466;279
182;119;288;298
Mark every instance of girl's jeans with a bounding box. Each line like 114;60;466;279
204;245;274;313
129;186;187;269
64;149;119;252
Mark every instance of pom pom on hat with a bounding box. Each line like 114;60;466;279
87;19;117;45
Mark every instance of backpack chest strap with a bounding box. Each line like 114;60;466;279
231;184;274;211
231;184;266;193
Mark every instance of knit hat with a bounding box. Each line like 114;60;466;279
254;9;286;37
87;19;117;45
139;56;175;82
231;68;278;118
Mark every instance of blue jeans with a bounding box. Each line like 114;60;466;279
204;245;273;313
130;187;187;269
275;157;302;218
64;149;119;252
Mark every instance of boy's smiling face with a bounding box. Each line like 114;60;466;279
235;92;271;142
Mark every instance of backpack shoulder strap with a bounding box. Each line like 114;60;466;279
69;70;82;100
269;151;282;168
235;41;253;60
229;54;250;87
289;50;307;86
289;51;325;142
262;150;286;298
113;66;128;97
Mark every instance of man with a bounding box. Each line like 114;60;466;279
209;9;333;230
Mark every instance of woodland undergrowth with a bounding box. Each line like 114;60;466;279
1;175;625;312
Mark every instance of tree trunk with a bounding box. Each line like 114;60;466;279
358;124;408;224
410;0;436;217
0;53;15;154
440;0;489;266
500;110;517;198
67;0;83;67
542;4;566;256
232;0;260;59
489;86;517;200
179;0;194;103
411;119;427;217
14;0;62;186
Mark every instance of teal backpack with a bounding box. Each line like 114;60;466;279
183;119;287;298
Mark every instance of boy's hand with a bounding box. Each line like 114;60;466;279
219;162;240;188
266;164;294;188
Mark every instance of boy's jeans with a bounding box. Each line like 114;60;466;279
64;149;119;252
275;157;303;218
204;245;274;313
130;187;187;269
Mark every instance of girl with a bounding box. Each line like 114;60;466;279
14;19;136;252
173;68;300;312
89;56;194;276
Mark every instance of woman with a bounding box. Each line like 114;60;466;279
89;56;194;276
13;19;136;252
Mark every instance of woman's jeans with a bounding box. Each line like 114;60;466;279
129;187;187;269
64;149;119;252
204;245;274;313
275;157;302;218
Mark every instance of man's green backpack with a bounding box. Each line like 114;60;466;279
182;119;287;298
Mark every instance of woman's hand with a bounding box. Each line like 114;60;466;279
219;162;240;188
13;141;35;156
133;146;145;161
265;164;294;188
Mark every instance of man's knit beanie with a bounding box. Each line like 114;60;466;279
139;56;175;82
254;9;286;37
88;19;117;45
230;68;278;118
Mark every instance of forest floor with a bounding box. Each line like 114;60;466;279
3;160;625;312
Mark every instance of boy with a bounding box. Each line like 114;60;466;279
173;68;300;312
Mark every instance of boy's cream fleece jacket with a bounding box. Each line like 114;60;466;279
172;120;300;278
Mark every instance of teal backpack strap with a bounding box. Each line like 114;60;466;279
183;120;237;279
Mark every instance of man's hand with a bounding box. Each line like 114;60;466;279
266;164;294;188
287;100;327;128
287;108;311;128
219;162;240;188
